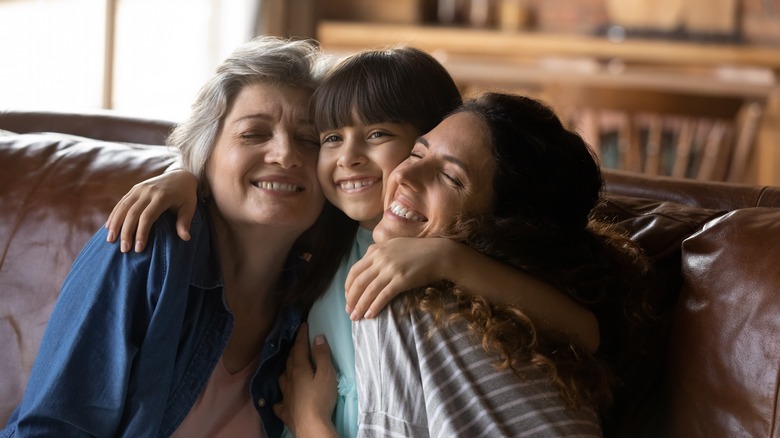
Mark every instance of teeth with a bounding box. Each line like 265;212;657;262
340;179;375;190
389;201;426;222
258;181;300;192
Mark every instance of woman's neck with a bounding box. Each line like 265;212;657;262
207;207;299;305
207;205;302;373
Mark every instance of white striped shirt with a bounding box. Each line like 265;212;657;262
354;298;602;438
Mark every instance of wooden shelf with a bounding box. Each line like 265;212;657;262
317;21;780;72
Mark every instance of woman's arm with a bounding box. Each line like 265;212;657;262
6;228;153;435
274;324;338;438
345;237;600;352
105;169;199;253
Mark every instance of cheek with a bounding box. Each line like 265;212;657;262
316;162;329;182
203;151;228;194
432;191;469;225
215;144;249;176
378;152;410;198
316;163;331;186
383;147;413;174
382;177;399;208
317;150;336;178
472;178;496;215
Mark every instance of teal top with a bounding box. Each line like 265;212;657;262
282;226;373;438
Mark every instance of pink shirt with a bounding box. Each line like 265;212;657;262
172;356;266;438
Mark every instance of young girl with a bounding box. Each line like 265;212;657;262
105;46;600;437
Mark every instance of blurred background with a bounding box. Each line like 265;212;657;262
1;0;778;184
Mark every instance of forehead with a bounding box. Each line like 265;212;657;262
426;112;493;167
227;82;312;121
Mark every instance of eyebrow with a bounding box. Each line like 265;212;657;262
232;113;314;126
416;136;470;173
233;113;272;124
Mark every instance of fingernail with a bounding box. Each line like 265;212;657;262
350;310;359;321
314;335;325;345
345;305;353;314
107;230;115;242
120;240;130;253
364;309;374;319
134;241;144;253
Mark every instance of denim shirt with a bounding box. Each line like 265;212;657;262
1;205;301;438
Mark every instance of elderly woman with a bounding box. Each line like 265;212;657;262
287;92;649;437
1;37;340;437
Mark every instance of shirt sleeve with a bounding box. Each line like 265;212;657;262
353;299;431;438
5;226;159;437
353;297;603;438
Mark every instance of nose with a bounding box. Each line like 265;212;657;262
265;134;302;169
393;159;426;192
336;138;367;168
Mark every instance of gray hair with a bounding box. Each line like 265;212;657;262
167;36;325;184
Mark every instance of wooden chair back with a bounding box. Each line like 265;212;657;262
547;85;764;182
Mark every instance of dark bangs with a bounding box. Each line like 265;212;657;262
312;65;404;131
312;48;462;134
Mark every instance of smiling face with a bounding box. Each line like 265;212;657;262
205;82;324;236
317;120;419;229
372;112;496;243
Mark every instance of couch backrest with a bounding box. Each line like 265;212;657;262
0;129;176;424
0;110;175;146
1;111;780;436
669;208;780;437
596;171;780;437
604;167;780;210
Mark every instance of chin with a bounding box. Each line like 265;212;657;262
371;223;394;243
373;222;420;242
340;207;374;223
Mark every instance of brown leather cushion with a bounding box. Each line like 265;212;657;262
594;196;725;437
0;132;175;423
669;207;780;437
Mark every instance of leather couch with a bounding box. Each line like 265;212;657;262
2;110;779;437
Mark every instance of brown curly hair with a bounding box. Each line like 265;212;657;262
403;93;652;413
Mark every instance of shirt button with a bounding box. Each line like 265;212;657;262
257;398;266;408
